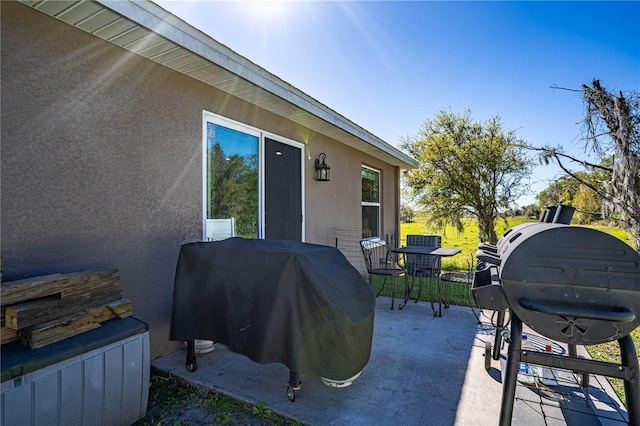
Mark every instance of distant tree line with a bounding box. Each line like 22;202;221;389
535;157;611;224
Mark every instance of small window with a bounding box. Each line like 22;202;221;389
362;166;380;238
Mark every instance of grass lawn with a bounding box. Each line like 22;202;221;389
400;215;634;270
397;216;639;403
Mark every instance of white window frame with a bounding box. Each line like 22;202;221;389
202;110;305;241
361;165;381;238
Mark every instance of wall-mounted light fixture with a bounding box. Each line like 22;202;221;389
314;153;331;181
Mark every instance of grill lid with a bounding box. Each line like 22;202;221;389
499;224;640;345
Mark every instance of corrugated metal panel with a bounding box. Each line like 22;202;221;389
109;26;151;47
17;0;417;169
74;7;111;31
134;38;176;58
173;57;209;73
1;330;150;426
147;46;186;63
31;0;80;17
56;1;104;24
93;17;135;40
184;59;226;80
124;34;165;53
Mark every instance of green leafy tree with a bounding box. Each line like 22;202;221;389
400;204;415;223
537;157;612;224
207;144;258;237
537;175;578;207
572;184;604;224
401;109;532;244
521;204;541;219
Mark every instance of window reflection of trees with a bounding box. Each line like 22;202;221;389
207;143;258;238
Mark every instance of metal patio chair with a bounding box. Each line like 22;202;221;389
360;237;408;309
405;234;441;304
440;254;481;323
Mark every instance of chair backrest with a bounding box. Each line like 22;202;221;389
405;234;441;274
360;237;392;273
206;218;236;241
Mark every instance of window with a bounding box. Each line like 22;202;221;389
203;111;305;241
362;166;380;238
204;118;259;240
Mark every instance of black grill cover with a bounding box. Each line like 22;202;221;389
170;238;375;380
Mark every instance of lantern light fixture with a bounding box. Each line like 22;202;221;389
314;153;330;181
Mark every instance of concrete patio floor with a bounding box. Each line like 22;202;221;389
152;297;631;425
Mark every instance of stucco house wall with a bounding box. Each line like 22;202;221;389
1;1;413;357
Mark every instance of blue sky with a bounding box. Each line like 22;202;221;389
155;1;639;207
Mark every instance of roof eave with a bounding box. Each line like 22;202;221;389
22;0;418;169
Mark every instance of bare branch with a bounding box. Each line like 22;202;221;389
524;144;612;172
550;84;582;93
546;150;610;200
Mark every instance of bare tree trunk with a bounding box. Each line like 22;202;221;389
583;80;640;253
478;215;498;245
538;80;639;253
632;231;640;254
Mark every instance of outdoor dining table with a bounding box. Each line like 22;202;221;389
391;246;462;316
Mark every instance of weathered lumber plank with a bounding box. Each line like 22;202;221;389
60;270;121;298
1;327;19;345
5;285;123;330
1;270;120;306
21;312;101;349
0;306;19;344
86;299;132;323
20;299;132;349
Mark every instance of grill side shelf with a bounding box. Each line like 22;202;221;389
519;298;636;323
471;268;509;311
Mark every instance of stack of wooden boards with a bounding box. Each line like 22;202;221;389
1;269;131;349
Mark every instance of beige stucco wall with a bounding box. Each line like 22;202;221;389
1;2;400;358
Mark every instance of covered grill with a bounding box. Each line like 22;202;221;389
170;238;375;402
472;207;640;425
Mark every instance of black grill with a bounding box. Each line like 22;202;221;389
472;205;640;425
